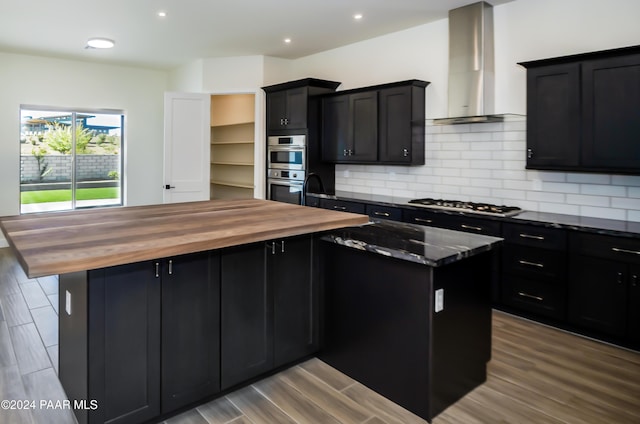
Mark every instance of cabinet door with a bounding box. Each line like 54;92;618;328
581;53;640;171
221;243;272;390
350;91;378;162
161;252;220;412
285;87;308;129
321;95;349;161
629;265;640;345
88;262;161;424
525;63;581;169
271;236;317;367
569;255;627;338
379;86;412;163
266;91;287;131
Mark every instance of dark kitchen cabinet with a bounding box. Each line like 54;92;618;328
321;80;428;165
569;232;640;345
60;252;219;424
379;84;426;165
523;63;581;169
161;252;220;413
263;78;341;135
520;45;640;174
501;223;567;321
220;243;272;390
220;235;317;389
321;91;378;162
365;203;402;222
318;198;366;214
270;236;318;367
266;87;307;131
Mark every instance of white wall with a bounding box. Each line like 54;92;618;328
0;51;168;219
288;0;640;222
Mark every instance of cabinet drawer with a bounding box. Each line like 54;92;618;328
503;223;567;250
365;204;402;221
402;209;450;229
319;198;366;214
571;232;640;265
444;215;502;237
503;245;566;280
502;274;566;320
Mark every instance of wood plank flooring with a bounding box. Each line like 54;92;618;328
0;247;639;424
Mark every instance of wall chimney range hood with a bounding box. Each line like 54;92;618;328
433;1;505;125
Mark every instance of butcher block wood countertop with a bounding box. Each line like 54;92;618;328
0;199;369;278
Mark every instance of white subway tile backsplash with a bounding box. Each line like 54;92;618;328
566;194;610;207
334;119;640;222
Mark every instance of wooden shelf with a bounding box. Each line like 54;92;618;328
211;161;253;166
211;140;253;145
211;180;254;189
210;94;255;127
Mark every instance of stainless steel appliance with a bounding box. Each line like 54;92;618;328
267;169;305;205
408;198;522;217
267;135;306;170
267;135;307;204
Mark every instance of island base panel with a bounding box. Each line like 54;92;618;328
319;242;492;422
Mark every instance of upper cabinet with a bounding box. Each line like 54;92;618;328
321;80;428;166
520;45;640;174
263;78;341;135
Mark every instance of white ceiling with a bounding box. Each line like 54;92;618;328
1;0;513;70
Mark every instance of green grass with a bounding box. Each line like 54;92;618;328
21;188;120;204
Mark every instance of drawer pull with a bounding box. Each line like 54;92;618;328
415;218;433;224
518;260;545;268
617;272;624;285
612;247;640;256
519;233;545;241
333;206;347;211
461;224;482;231
517;292;544;302
632;275;638;287
374;211;391;217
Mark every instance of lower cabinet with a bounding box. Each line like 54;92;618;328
568;232;640;345
220;235;317;390
60;236;317;424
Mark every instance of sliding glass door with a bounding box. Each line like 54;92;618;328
20;107;124;214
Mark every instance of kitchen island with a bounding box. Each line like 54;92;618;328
0;200;501;424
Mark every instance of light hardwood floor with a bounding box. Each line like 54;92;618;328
0;247;639;424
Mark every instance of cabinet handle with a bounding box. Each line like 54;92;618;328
155;262;160;278
280;240;285;253
333;205;347;211
518;292;544;302
374;211;390;217
632;275;638;287
349;149;354;156
343;149;348;156
612;247;640;256
527;148;533;159
414;218;433;224
519;233;545;241
617;272;624;285
518;260;545;268
403;148;409;157
270;241;276;255
461;224;482;231
168;260;173;275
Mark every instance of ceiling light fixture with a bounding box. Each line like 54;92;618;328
157;11;167;18
354;13;363;20
284;38;292;44
86;38;115;49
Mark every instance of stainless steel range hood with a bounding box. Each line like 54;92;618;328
433;2;503;125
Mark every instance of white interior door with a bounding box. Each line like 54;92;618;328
163;92;210;203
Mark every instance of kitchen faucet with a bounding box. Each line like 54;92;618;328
302;173;325;206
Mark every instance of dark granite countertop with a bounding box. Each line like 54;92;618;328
321;219;502;267
309;191;640;239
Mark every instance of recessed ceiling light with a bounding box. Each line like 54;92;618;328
354;13;363;20
158;11;167;18
284;38;292;44
86;38;115;49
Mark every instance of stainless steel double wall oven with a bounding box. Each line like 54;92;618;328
267;135;307;204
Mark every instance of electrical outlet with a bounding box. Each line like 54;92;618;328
435;288;444;313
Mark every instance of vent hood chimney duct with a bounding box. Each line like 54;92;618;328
434;1;502;125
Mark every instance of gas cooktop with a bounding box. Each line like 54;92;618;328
408;198;522;217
